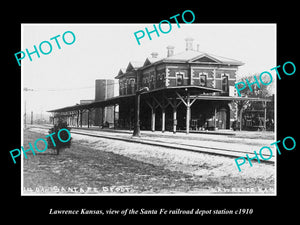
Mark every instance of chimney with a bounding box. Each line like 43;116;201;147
166;45;175;57
151;52;159;58
185;37;194;51
197;44;200;52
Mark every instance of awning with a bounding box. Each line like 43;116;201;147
48;86;270;113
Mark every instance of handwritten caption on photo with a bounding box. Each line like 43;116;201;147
23;185;136;194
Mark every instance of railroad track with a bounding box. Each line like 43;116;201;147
28;125;275;163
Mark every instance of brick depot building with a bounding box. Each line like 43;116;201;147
49;38;270;133
116;37;243;132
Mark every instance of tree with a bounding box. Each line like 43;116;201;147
233;73;273;131
47;118;72;155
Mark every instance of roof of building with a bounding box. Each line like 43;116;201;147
116;49;244;79
80;99;94;104
127;61;144;70
118;68;127;74
144;57;163;65
162;50;244;65
115;61;145;79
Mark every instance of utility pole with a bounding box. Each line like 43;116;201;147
132;87;149;137
24;101;26;128
24;87;34;128
31;111;33;125
263;101;267;131
239;108;243;131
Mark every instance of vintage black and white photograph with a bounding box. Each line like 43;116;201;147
21;23;276;196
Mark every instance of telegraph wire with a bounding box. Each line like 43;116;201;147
23;81;119;92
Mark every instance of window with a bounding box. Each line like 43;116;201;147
222;74;229;92
156;73;165;87
124;79;128;95
162;73;165;82
145;77;149;87
130;79;135;93
199;73;207;87
176;73;184;86
150;75;155;89
127;80;131;95
120;82;124;95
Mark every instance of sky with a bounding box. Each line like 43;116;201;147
22;23;276;121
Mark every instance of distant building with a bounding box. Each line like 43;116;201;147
94;79;116;127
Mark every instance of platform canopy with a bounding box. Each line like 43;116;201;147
48;85;270;113
47;94;135;113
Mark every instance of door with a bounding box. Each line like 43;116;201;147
217;108;227;129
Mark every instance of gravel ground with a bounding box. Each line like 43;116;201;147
23;128;275;195
72;133;275;190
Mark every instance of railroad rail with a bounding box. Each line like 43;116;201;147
27;125;275;164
